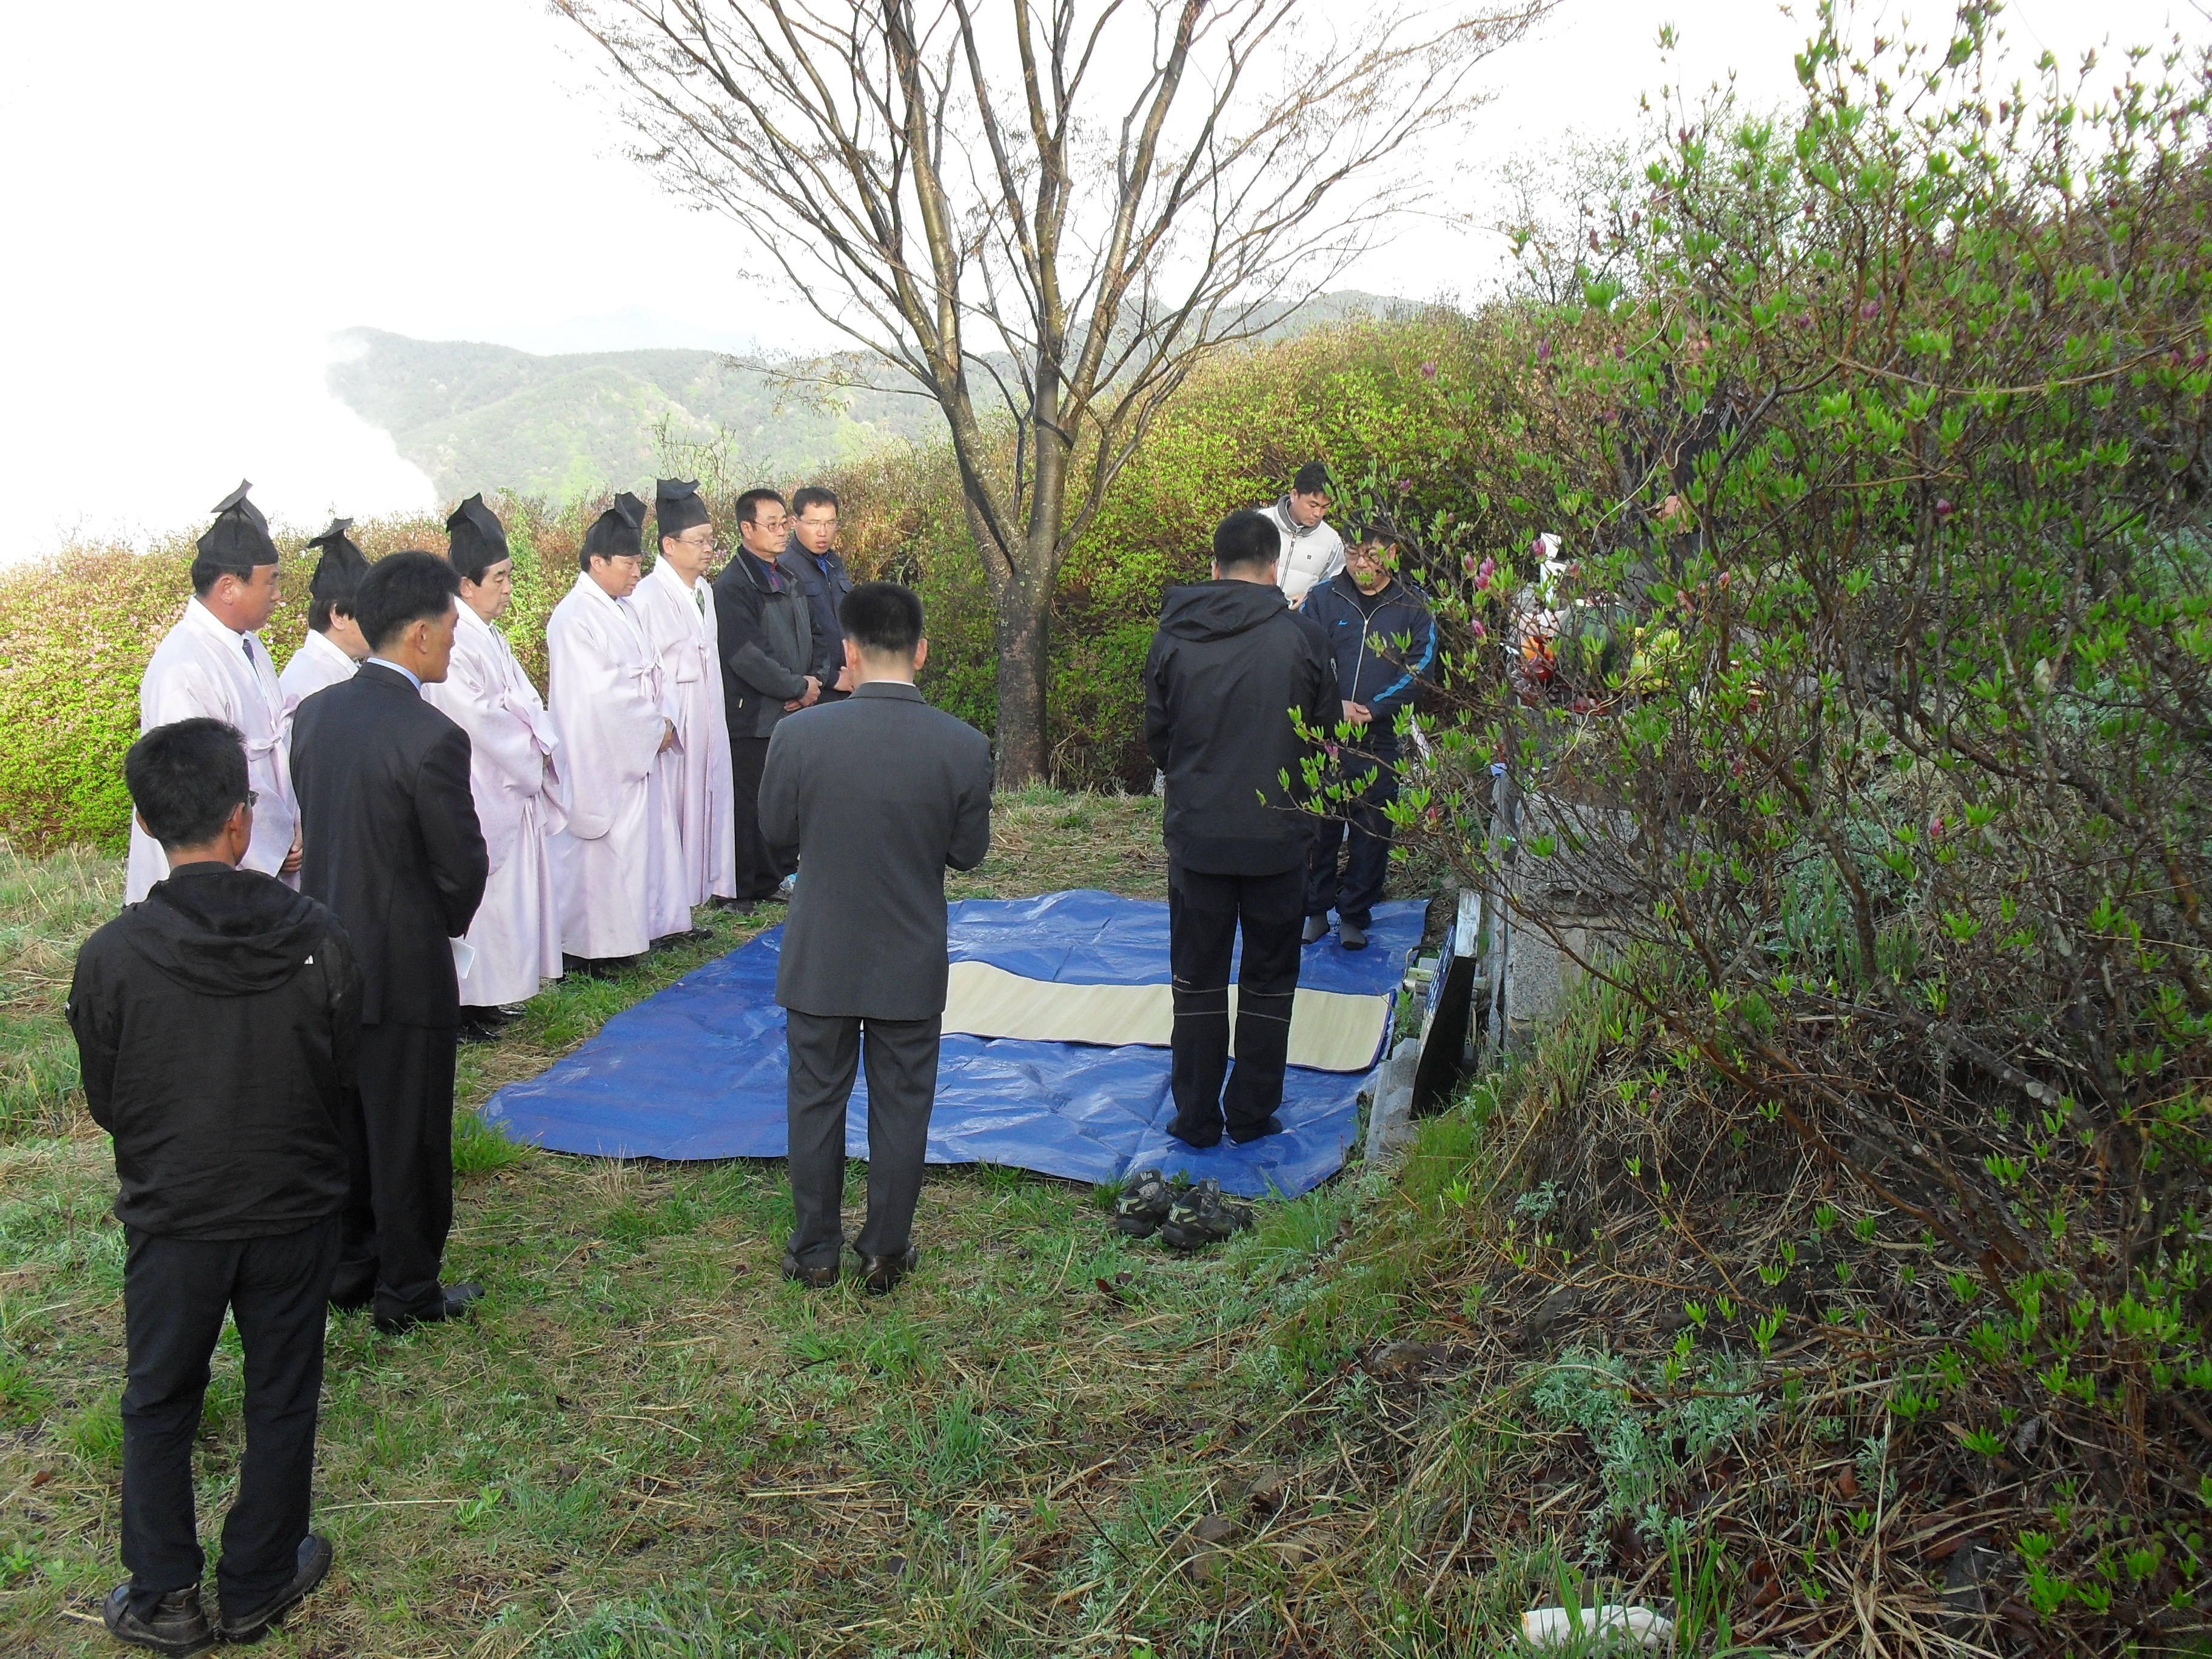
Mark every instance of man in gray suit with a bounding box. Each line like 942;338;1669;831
760;582;993;1293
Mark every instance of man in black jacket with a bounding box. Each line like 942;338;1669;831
779;484;856;705
760;582;993;1292
1299;517;1438;951
1144;509;1336;1147
69;719;358;1652
712;488;818;902
292;551;490;1334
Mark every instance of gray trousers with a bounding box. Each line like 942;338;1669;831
784;1010;942;1269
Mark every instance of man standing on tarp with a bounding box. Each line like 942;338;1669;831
1144;509;1336;1148
1301;515;1436;951
760;582;992;1294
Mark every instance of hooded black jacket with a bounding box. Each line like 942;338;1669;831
1143;579;1336;875
67;863;360;1239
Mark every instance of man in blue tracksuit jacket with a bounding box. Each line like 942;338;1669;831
1300;517;1436;950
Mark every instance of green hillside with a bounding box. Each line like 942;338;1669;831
326;328;945;500
329;290;1400;502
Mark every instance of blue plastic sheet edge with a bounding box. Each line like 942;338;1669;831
485;890;1427;1198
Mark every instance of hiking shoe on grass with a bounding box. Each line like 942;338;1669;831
1159;1180;1256;1251
1113;1168;1175;1238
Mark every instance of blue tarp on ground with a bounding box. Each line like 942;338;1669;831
484;890;1427;1196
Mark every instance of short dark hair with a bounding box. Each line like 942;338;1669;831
1292;460;1333;497
189;552;276;597
126;719;249;850
736;488;786;526
1213;509;1279;575
839;581;923;656
791;486;840;518
308;578;359;635
353;551;460;652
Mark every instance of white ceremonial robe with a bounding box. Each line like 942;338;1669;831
423;605;569;1005
546;578;681;960
126;598;298;904
631;560;738;913
277;628;358;723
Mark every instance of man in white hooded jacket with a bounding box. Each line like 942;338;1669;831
546;493;682;967
425;495;568;1025
630;478;737;922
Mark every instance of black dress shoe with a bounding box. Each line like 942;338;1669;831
103;1583;213;1655
218;1533;332;1643
1165;1114;1223;1150
860;1247;917;1295
780;1253;840;1288
1227;1113;1285;1145
374;1281;483;1335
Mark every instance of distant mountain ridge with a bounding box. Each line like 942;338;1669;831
327;290;1404;503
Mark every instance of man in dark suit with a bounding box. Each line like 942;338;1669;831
759;582;993;1293
292;551;491;1333
1144;509;1336;1148
713;488;818;903
779;484;856;705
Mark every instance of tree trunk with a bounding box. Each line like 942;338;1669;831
992;568;1052;786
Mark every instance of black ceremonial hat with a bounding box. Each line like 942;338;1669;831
195;480;278;568
306;517;368;606
584;491;647;560
654;477;710;541
446;493;510;568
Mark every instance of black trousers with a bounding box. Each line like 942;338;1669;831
1307;756;1398;927
330;1022;457;1323
784;1010;942;1269
730;734;794;900
1167;862;1305;1141
121;1218;340;1618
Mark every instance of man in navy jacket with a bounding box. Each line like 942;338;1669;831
1300;517;1436;950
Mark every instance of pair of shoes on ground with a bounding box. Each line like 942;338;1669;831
104;1534;332;1654
455;1004;523;1045
373;1280;483;1336
1302;913;1367;950
563;953;640;980
1113;1170;1255;1250
781;1247;917;1295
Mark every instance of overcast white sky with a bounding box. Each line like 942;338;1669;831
0;0;2193;554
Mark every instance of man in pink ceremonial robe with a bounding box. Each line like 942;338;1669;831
547;493;683;968
426;495;568;1031
278;518;370;722
126;483;301;904
632;478;737;917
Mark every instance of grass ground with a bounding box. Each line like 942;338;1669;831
1;788;1465;1658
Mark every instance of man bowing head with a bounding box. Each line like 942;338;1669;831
425;495;568;1032
292;552;490;1334
279;518;370;722
125;483;300;903
760;583;993;1294
631;478;736;930
548;493;683;969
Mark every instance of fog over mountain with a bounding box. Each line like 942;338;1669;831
327;292;1407;504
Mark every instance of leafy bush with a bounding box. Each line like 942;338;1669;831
1369;10;2212;1647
